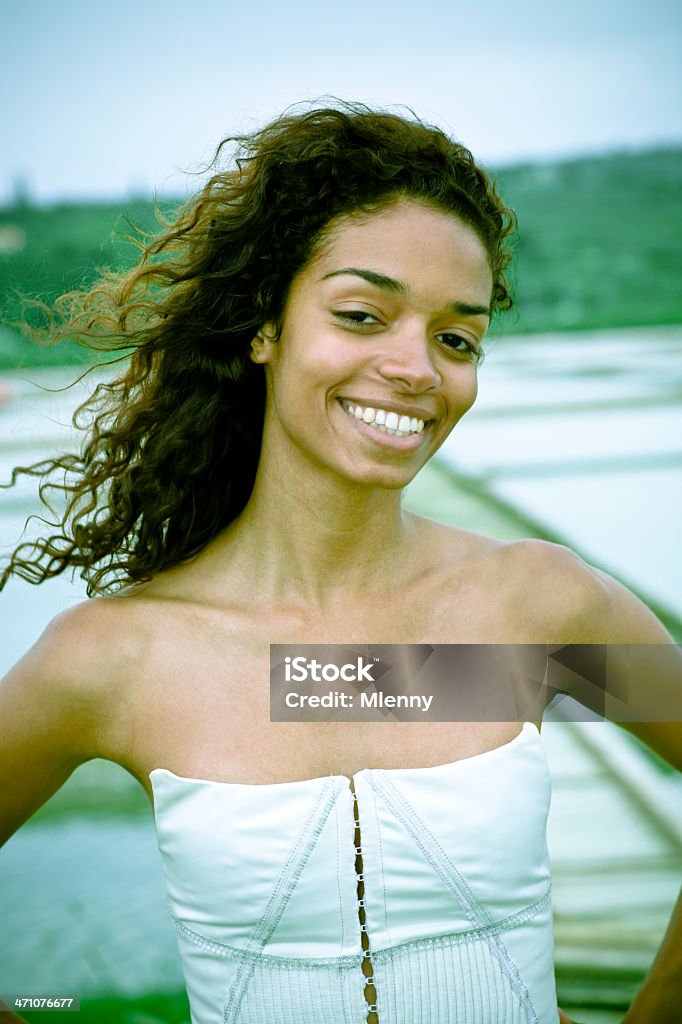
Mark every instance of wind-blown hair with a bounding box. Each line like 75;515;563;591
1;101;516;595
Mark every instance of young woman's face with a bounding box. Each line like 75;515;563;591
253;198;493;491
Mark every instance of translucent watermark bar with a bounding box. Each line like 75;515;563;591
270;644;682;723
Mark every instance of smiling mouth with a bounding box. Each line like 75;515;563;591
340;400;428;437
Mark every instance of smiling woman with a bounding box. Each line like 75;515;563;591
0;103;514;595
249;202;491;492
0;102;680;1024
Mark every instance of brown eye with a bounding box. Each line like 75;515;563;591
333;311;381;326
438;333;478;355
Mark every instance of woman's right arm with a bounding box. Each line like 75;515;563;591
0;601;116;846
0;998;29;1021
1;604;111;1022
0;602;129;1022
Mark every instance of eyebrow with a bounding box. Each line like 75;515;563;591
321;267;491;319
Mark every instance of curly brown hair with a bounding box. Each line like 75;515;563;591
1;101;516;596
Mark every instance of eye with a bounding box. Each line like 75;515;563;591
437;333;483;361
333;310;381;327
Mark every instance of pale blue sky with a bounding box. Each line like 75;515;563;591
2;0;681;202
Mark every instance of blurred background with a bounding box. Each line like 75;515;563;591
1;0;681;1021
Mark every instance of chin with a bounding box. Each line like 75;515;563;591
343;463;423;491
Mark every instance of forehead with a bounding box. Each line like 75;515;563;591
306;199;493;303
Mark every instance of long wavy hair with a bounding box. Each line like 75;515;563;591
1;102;516;596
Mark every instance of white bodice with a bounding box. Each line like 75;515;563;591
150;722;559;1023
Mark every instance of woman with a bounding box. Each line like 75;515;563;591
0;103;680;1024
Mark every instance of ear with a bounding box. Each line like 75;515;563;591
249;322;278;364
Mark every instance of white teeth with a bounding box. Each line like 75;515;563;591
345;403;426;437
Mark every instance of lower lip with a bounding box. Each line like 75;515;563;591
338;401;429;451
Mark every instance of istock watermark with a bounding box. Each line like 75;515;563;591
284;655;377;684
270;644;682;723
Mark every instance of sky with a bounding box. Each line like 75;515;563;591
1;0;681;203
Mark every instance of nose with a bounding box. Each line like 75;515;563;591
376;325;441;393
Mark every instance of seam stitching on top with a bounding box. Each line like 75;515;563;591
369;772;540;1024
366;778;392;950
335;793;346;954
168;885;550;965
222;777;340;1022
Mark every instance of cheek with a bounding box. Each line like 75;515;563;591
266;346;336;423
467;373;479;409
452;367;479;417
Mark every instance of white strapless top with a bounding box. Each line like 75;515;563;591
150;722;559;1023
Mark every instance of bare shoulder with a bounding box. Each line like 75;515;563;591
17;592;152;696
0;596;144;844
493;537;672;642
504;540;680;770
414;516;672;643
0;596;144;755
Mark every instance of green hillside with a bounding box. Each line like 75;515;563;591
496;147;682;333
0;146;680;368
0;198;178;368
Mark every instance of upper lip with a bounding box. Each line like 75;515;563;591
339;398;436;422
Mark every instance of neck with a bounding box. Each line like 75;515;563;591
217;453;415;608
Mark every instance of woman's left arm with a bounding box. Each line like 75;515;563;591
555;551;682;1023
619;884;682;1023
614;692;682;1020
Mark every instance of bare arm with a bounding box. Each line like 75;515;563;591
0;604;115;1024
593;574;682;1023
0;598;140;1024
0;998;30;1022
0;601;118;845
543;544;682;1022
619;884;682;1023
